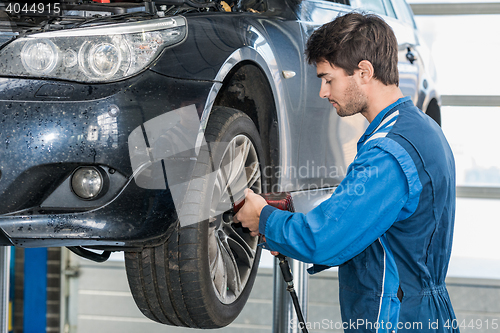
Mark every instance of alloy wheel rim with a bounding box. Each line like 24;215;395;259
207;134;262;304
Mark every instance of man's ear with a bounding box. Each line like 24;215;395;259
357;60;374;83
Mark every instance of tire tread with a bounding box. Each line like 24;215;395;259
125;107;262;328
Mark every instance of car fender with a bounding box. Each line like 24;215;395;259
149;15;298;181
196;46;290;180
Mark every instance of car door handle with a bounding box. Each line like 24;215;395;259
406;47;417;64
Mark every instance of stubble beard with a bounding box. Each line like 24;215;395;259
334;79;368;117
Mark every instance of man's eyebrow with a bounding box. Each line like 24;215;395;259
317;72;328;78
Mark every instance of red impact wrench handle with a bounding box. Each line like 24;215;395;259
232;192;295;214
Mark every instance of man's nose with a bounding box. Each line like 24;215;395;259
319;82;329;99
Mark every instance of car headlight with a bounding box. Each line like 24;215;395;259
0;16;186;83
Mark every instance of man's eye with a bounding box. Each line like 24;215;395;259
325;80;331;84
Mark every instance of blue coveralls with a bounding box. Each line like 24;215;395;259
259;97;458;332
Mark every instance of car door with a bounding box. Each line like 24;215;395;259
350;0;422;103
255;8;307;192
389;0;426;106
293;0;367;190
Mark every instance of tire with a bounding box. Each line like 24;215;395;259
125;107;264;328
425;98;441;127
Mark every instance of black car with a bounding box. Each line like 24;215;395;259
0;0;440;328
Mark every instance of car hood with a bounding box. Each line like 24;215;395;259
0;1;157;36
0;0;270;38
0;32;15;48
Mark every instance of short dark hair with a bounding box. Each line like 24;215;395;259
306;12;399;86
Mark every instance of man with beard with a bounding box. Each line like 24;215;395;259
235;12;459;333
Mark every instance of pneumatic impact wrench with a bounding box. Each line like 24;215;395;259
231;192;309;333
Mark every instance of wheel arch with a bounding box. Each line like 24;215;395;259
201;49;282;191
425;97;441;127
418;74;442;127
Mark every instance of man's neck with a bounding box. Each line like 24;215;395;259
362;84;404;123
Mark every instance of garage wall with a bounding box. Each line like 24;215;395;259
61;251;274;333
62;250;500;333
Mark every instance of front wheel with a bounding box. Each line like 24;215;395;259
125;107;264;328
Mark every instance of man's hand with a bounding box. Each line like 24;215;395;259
234;188;268;237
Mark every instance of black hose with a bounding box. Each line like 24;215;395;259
185;0;218;8
67;246;111;263
290;289;308;333
277;254;309;333
156;0;218;8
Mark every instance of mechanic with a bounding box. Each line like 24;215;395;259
234;12;459;333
